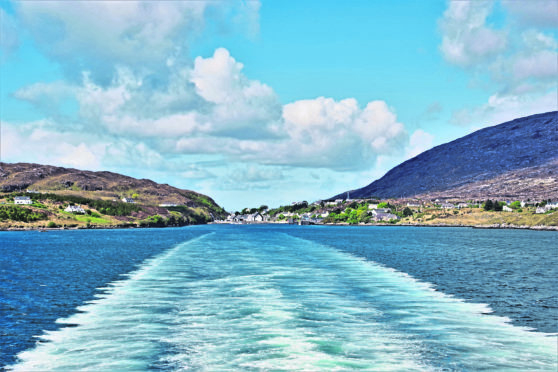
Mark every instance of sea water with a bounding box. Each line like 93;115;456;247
1;225;556;370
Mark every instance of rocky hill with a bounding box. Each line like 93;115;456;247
336;111;558;201
0;162;226;221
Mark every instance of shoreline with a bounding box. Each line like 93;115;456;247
2;222;557;232
214;221;558;231
320;222;558;231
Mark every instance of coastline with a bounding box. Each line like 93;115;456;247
2;221;557;232
321;222;558;231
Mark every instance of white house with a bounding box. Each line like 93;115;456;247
246;213;263;222
368;204;379;209
14;196;32;205
535;207;546;214
502;205;513;212
406;202;421;208
320;211;330;218
65;205;86;214
233;215;246;223
334;199;344;204
544;202;558;211
159;203;178;207
457;203;469;209
373;212;399;221
441;203;455;209
122;198;135;203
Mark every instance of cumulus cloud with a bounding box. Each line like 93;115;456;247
5;0;413;199
190;48;283;139
11;45;409;173
272;98;407;170
439;1;507;67
15;0;260;83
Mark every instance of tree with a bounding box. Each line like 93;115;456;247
493;200;503;212
132;193;139;199
510;201;521;209
484;199;493;211
258;205;268;212
378;202;389;208
403;207;413;217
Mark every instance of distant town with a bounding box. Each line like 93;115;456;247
216;196;558;228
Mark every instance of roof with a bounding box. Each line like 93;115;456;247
14;196;31;200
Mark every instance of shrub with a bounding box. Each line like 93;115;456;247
47;221;57;228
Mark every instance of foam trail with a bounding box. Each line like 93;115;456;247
8;231;557;371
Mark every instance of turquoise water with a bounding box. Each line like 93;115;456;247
2;225;556;371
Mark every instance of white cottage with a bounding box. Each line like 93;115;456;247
14;196;32;205
65;205;86;214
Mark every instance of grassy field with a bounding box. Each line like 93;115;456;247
404;208;558;227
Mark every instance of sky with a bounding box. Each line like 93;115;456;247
1;0;557;211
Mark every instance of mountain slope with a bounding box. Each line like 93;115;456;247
336;111;558;200
0;162;226;220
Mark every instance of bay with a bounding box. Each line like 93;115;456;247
1;225;556;370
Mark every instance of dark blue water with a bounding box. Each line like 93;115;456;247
1;225;556;370
0;227;213;368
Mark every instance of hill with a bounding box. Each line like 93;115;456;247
0;162;226;228
335;111;558;201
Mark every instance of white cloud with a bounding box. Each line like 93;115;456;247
11;46;410;173
451;89;557;127
16;1;260;82
439;0;558;130
406;129;435;159
439;1;507;67
190;48;282;138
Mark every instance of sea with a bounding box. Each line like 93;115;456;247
1;225;556;371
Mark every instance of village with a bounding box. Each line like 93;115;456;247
216;196;558;226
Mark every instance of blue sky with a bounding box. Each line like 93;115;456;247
1;0;556;211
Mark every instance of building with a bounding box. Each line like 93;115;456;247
122;198;135;203
320;211;330;218
544;202;558;211
535;207;546;214
441;203;455;209
246;213;264;222
502;205;513;212
457;203;469;209
159;203;178;207
373;212;399;221
406;202;421;208
65;205;86;214
14;196;32;205
368;204;379;209
233;215;245;223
